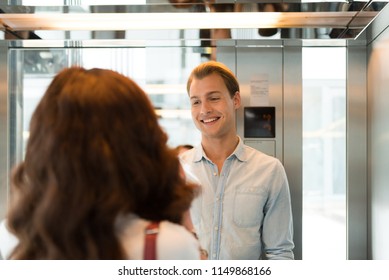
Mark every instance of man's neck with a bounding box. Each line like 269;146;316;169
201;133;239;172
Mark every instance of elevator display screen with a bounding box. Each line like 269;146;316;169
244;107;275;138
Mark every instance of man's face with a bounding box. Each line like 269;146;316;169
189;73;241;140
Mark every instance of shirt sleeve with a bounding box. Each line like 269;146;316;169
261;161;295;260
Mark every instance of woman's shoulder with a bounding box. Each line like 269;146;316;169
157;220;200;260
0;219;19;260
158;220;195;242
117;215;200;260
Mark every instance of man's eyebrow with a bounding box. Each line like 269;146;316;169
190;91;221;99
207;91;221;95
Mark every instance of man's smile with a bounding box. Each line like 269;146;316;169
201;117;220;124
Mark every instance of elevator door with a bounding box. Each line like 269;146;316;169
217;43;303;260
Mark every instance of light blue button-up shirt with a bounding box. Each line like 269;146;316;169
180;137;294;260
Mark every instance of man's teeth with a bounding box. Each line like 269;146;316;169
203;118;218;123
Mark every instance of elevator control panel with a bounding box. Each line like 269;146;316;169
244;106;275;138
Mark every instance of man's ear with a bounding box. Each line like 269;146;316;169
233;91;241;109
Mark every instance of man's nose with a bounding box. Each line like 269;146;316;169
200;101;212;115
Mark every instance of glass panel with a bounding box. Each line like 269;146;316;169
302;47;346;260
13;47;202;160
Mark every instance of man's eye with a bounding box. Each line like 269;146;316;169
191;100;200;106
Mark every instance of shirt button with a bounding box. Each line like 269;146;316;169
214;226;218;231
213;172;217;176
213;253;216;258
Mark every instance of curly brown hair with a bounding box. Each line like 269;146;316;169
8;67;196;259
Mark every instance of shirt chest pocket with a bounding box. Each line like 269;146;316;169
233;187;267;228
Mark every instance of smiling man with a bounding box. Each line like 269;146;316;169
180;61;295;260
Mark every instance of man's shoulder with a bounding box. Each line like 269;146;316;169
179;146;198;163
242;144;282;167
243;144;277;159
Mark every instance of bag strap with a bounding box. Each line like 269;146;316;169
144;221;160;260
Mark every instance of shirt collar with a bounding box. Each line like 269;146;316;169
193;136;247;163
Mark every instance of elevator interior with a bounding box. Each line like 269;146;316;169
1;1;389;260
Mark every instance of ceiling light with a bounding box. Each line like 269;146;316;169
0;11;377;31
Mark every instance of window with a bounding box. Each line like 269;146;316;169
302;47;346;260
15;47;202;159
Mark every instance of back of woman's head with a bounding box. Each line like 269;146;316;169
8;67;195;259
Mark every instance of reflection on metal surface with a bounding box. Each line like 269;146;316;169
0;12;379;30
0;2;387;40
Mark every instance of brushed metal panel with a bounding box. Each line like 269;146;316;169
232;44;302;259
235;45;284;161
283;44;303;260
0;42;8;220
364;3;389;44
367;19;389;260
347;45;368;260
216;45;237;76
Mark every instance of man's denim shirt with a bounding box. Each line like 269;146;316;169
180;137;294;260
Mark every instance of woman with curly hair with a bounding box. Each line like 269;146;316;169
0;67;200;260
